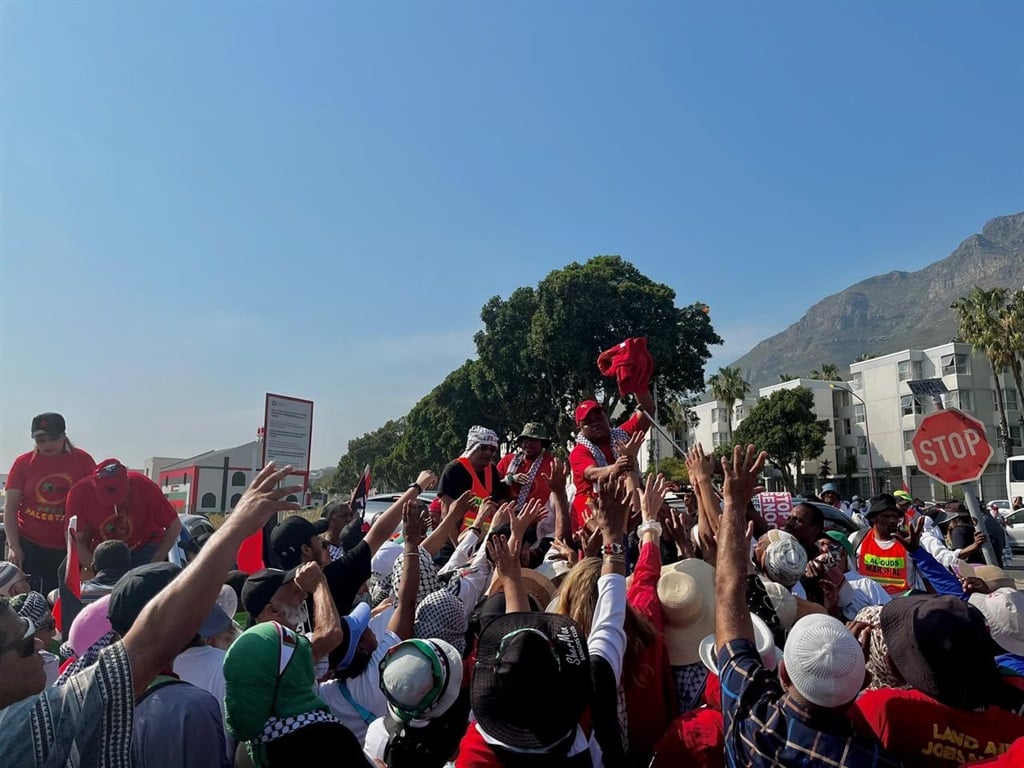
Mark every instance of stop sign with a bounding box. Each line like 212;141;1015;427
911;408;994;485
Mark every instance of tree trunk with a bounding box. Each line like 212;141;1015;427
1008;360;1024;455
776;460;796;494
992;370;1013;459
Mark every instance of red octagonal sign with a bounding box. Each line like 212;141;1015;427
911;408;994;485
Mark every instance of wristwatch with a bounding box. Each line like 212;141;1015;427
600;542;624;556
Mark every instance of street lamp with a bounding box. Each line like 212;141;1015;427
830;383;878;497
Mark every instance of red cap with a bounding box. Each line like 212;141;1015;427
574;400;604;424
429;498;443;513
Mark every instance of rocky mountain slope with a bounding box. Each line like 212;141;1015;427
730;212;1024;388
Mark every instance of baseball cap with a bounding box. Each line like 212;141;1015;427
968;589;1024;656
957;561;1016;591
108;562;182;635
328;602;372;671
825;530;855;561
574;400;604;425
241;568;299;619
269;516;328;565
31;412;66;439
782;614;865;708
880;594;1001;709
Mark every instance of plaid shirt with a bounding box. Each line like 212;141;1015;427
718;639;903;768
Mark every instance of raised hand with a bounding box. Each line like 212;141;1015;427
892;516;924;552
594;475;630;539
230;463;303;535
575;526;603;558
292;561;325;593
416;470;438;491
686;444;715;483
618;431;646;463
449;490;476;523
402;500;429;548
548;537;578;565
511;498;547;542
487;534;522;579
545;457;568;488
719;445;768;507
641;473;669;522
490;500;514;531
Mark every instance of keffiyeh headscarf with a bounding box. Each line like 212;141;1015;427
391;545;441;605
415;588;467;654
462;426;500;458
575;428;630;468
854;605;907;690
224;622;340;768
13;591;51;625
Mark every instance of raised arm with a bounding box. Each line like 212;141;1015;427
364;470;437;554
294;562;343;661
488;535;527;613
633;386;657;433
423;490;476;557
715;446;767;650
388;501;427;640
124;463;302;700
3;490;23;566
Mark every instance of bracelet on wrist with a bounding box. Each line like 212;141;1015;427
603;554;626;564
600;542;624;556
637;520;663;539
409;482;423;493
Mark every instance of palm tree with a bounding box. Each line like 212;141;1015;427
1001;289;1024;431
809;363;843;381
951;287;1014;457
707;366;750;440
778;373;797;382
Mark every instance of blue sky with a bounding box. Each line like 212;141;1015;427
2;1;1021;473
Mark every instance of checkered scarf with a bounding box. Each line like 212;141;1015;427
575;428;630;468
55;630;119;686
506;450;545;509
254;709;341;744
391;546;441;605
415;588;467;654
854;605;907;690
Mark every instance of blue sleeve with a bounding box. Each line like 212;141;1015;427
908;546;966;599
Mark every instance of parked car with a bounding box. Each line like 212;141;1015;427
985;499;1012;516
1003;508;1024;553
791;498;867;538
169;513;216;566
364;492;438;527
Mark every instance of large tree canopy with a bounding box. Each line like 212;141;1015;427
332;255;721;489
733;387;830;492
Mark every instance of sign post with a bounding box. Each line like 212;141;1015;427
910;408;997;566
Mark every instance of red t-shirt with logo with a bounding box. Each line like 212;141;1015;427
851;687;1024;767
6;448;97;548
496;452;553;506
569;413;641;532
67;472;178;551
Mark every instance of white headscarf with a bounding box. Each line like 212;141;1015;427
462;425;499;457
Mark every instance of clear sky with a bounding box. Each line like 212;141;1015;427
2;1;1021;473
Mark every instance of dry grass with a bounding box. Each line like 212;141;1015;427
207;507;323;529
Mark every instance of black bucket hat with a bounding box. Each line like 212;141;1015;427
472;612;590;750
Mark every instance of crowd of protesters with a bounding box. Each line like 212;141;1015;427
2;402;1024;768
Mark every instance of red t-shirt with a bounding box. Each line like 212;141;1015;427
851;687;1024;767
569;412;641;531
67;472;178;551
496;452;553;506
6;448;96;548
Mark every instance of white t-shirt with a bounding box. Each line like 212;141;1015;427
174;645;227;705
318;630;402;743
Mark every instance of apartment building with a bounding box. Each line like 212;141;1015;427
642;341;1021;501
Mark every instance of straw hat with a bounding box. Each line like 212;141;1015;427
657;559;716;665
519;569;558;610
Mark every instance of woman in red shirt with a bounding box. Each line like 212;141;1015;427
3;413;95;594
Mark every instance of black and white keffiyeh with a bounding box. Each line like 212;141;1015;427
505;450;545;508
255;710;340;744
414;588;467;654
575;427;630;467
391;546;440;604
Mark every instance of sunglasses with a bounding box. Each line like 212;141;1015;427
0;618;37;658
97;462;125;478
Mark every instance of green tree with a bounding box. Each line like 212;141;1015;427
647;456;689;483
707;365;750;440
951;287;1015;458
840;454;859;482
1000;289;1024;434
478;255;721;447
809;363;843;382
818;459;832;481
778;373;797;382
329;418;408;494
734;387;830;492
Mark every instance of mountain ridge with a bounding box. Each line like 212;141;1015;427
729;212;1024;388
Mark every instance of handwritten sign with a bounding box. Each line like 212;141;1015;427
754;492;793;528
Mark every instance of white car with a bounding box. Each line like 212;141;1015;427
1003;508;1024;553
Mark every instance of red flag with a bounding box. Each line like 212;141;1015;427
350;464;372;522
53;516;82;634
236;529;265;574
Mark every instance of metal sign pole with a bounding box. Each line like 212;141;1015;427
636;405;689;459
